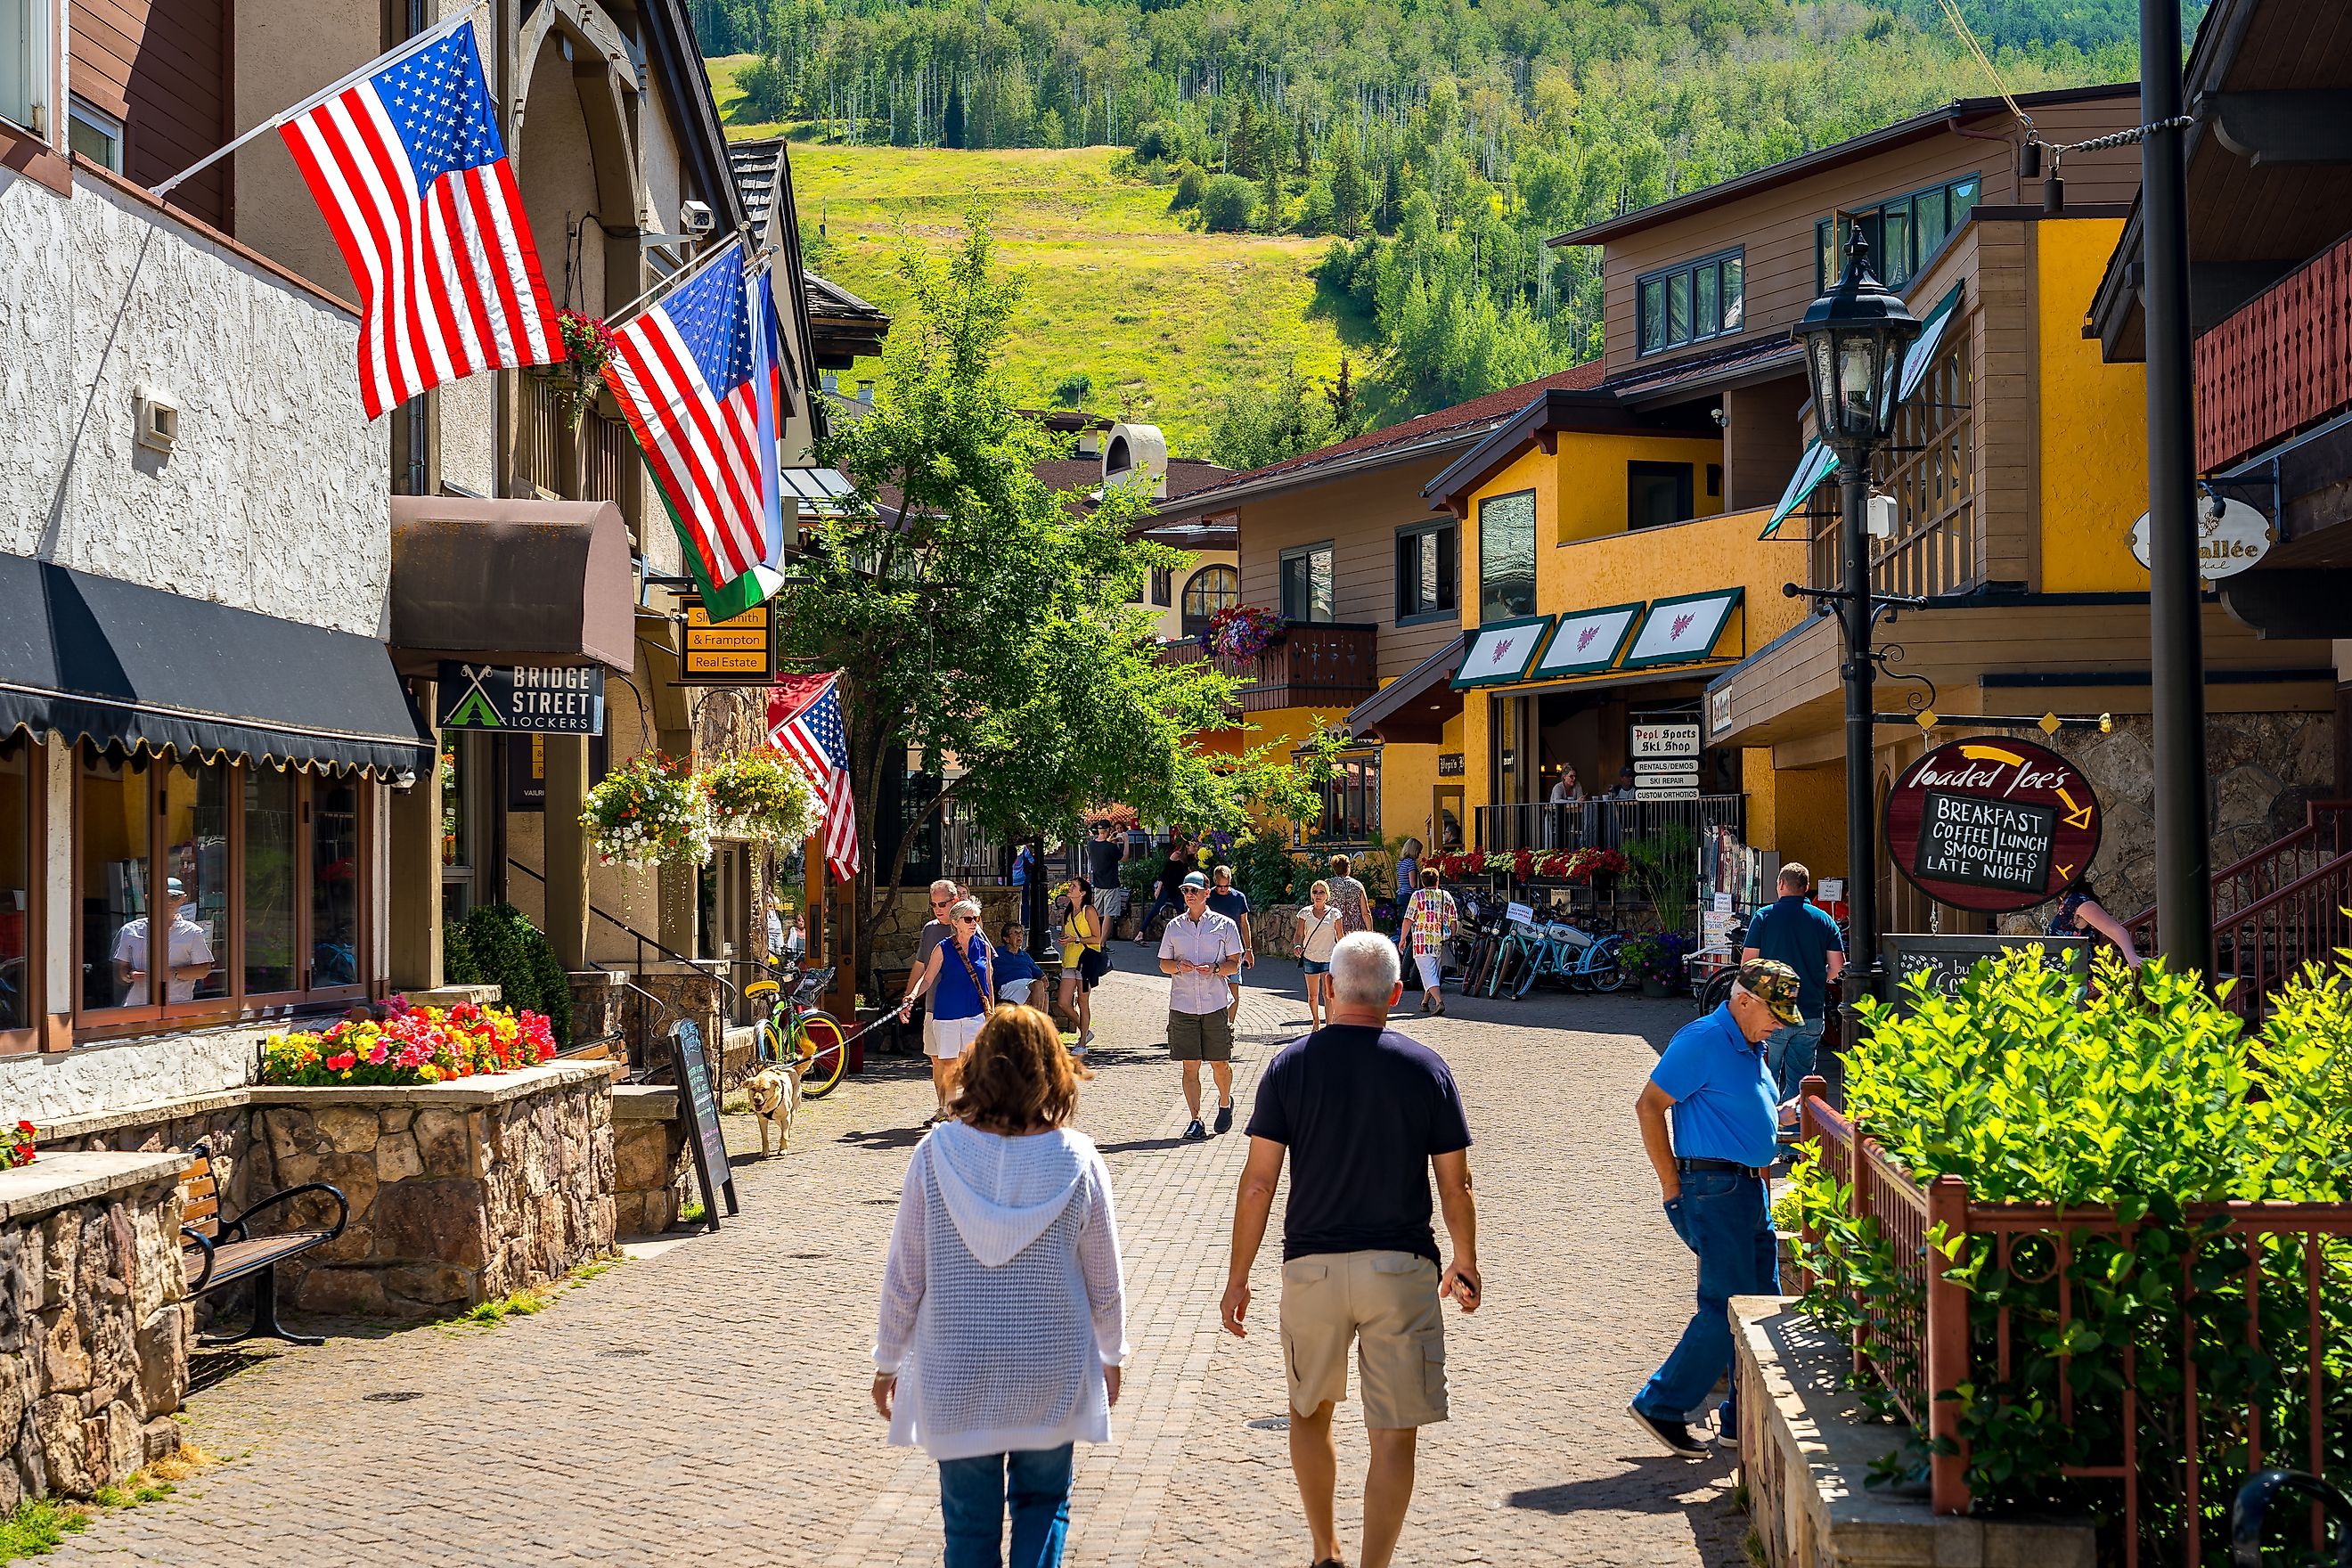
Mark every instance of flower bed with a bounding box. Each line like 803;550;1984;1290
1427;845;1628;884
0;1120;33;1171
260;1001;558;1087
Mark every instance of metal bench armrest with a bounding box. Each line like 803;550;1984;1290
181;1228;217;1296
219;1182;350;1245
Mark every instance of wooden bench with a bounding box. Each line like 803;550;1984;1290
180;1143;349;1346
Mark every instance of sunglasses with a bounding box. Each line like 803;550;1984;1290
953;914;979;925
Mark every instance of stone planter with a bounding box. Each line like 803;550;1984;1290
0;1152;190;1511
245;1061;617;1320
611;1086;692;1238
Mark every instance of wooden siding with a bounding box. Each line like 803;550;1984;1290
1597;101;2143;382
1720;374;1806;511
1233;458;1465;683
73;0;231;229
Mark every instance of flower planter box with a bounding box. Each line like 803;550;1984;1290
244;1061;616;1320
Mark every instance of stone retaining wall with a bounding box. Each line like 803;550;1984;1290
0;1153;189;1511
611;1087;690;1238
244;1063;617;1320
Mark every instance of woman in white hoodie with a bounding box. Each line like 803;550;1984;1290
873;1006;1128;1568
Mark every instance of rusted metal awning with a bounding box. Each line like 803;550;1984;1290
388;495;635;673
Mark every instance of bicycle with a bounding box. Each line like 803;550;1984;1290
1515;912;1627;996
744;962;850;1100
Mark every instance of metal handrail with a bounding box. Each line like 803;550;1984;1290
503;857;747;1014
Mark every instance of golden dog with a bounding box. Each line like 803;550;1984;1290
746;1058;803;1156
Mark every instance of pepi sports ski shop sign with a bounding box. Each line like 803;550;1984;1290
1882;739;2102;914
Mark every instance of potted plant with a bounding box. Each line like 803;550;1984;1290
1621;931;1691;998
546;309;618;429
1202;604;1284;661
701;746;823;845
581;752;714;869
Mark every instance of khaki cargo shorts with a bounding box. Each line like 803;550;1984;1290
1278;1250;1448;1429
1167;1009;1234;1062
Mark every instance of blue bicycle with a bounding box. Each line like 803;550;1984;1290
1514;914;1627;997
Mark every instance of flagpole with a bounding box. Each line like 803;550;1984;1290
606;225;778;331
150;3;488;198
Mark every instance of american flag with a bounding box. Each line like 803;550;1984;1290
278;19;559;420
603;243;770;587
768;674;860;881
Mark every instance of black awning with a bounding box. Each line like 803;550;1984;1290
0;553;431;776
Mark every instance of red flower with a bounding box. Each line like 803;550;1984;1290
325;1052;357;1072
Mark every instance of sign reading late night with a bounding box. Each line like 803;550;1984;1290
1883;739;2102;915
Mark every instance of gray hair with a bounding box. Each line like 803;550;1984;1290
930;878;960;899
1328;932;1401;1005
948;897;982;921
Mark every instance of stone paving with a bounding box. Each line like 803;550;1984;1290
50;960;1752;1566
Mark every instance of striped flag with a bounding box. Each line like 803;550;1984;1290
603;241;775;591
278;18;560;420
768;674;860;882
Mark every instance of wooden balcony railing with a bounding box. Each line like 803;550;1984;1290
516;373;635;507
1803;311;1980;599
2198;228;2352;473
1158;621;1378;713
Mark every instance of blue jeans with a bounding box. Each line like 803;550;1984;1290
1767;1015;1826;1099
1636;1170;1778;1429
938;1445;1074;1568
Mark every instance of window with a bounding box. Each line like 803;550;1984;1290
1150;567;1172;608
66;96;119;170
0;734;33;1041
1316;754;1381;843
1278;544;1334;624
1628;462;1695;530
75;745;372;1029
0;0;47;137
1636;248;1744;356
1818;174;1981;293
1180;565;1237;635
1476;491;1536;621
1394;522;1458;623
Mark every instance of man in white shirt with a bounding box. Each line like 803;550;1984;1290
1159;872;1244;1142
112;878;214;1004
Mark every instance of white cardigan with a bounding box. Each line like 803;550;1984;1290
874;1122;1128;1461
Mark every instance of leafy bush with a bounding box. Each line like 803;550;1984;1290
443;919;479;985
1198;174;1256;233
1052;371;1092;408
1132;120;1179;163
1623;824;1698;936
1167;163;1205;212
450;904;573;1047
1231;830;1303;911
1787;952;2352;1545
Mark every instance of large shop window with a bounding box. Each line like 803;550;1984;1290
75;743;372;1033
1637;249;1744;356
1316;755;1381;844
0;736;33;1041
1817;175;1980;293
1395;522;1458;623
1476;491;1537;622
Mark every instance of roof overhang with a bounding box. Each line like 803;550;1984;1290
1343;636;1465;745
388;495;636;674
1422;388;1718;514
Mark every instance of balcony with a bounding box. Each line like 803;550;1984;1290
1159;621;1378;714
516;374;637;507
2197;229;2352;473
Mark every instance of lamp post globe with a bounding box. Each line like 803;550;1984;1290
1789;226;1922;1029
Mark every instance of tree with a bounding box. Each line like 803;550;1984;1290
943;78;967;149
1258;159;1285;233
1208;357;1335;470
1198;174;1255;232
788;217;1319;972
1326;125;1370;239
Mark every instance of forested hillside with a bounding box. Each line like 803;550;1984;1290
701;0;2201;454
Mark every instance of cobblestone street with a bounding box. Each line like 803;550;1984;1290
51;964;1751;1567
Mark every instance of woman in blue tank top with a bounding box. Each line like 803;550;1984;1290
900;897;995;1123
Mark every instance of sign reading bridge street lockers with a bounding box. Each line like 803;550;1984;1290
1883;739;2102;915
436;663;604;734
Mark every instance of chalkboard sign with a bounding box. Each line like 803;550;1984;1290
1881;933;2087;1010
670;1022;739;1229
1884;739;2103;915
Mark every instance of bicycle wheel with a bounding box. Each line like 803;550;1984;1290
1488;942;1523;999
793;1012;851;1099
1514;942;1550;999
755;1008;791;1065
1585;936;1629;993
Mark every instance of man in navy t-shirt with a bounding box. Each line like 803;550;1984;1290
1740;862;1846;1097
1223;933;1479;1568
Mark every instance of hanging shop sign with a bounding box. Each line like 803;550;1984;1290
676;596;777;685
1631;723;1702;759
1621;588;1744;668
2128;496;2273;582
436;663;603;734
1529;602;1642;679
1451;616;1554;689
1883;739;2103;914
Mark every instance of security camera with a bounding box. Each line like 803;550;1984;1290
679;200;715;237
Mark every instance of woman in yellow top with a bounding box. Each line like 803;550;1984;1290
1056;878;1107;1052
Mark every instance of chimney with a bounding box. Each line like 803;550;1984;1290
1077;429;1100;457
1101;421;1170;501
856;380;875;404
821;369;839;394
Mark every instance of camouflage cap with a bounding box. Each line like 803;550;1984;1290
1735;959;1806;1026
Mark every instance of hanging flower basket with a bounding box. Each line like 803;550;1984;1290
544;310;617;429
702;747;824;845
1203;604;1285;661
581;753;713;869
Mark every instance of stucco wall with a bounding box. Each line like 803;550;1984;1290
0;1028;263;1127
0;173;386;637
519;41;608;316
2036;217;2149;594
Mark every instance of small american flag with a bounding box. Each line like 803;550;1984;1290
278;19;560;420
768;674;860;881
603;242;770;586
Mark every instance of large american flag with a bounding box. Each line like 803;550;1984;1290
278;19;559;420
768;674;860;881
602;242;770;587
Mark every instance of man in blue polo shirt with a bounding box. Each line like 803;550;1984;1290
1741;862;1846;1098
1628;959;1803;1458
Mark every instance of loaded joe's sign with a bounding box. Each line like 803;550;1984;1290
436;663;604;735
1883;739;2102;914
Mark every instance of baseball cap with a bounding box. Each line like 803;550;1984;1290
1180;871;1210;890
1735;959;1805;1026
165;877;187;898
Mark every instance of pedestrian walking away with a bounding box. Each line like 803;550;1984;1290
1392;838;1422;945
1056;878;1110;1051
1324;853;1372;937
1222;933;1480;1568
1627;958;1802;1460
873;1007;1128;1568
1739;863;1846;1098
1401;869;1458;1015
1205;862;1254;1027
1084;821;1128;922
1133;831;1196;944
1295;882;1342;1031
901;898;996;1124
1157;872;1244;1141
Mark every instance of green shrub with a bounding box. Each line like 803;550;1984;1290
452;904;574;1047
1198;174;1255;232
1167;163;1205;211
442;920;480;985
1231;830;1300;911
1133;120;1179;163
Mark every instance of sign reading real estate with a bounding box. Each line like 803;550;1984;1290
1884;739;2103;914
436;663;603;734
676;596;777;685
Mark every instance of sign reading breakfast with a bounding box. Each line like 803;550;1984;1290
1883;739;2102;914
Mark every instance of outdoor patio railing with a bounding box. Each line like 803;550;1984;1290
1474;796;1744;857
1793;1081;2352;1566
2125;800;2352;1021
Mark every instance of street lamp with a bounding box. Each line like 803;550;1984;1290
1792;228;1922;1023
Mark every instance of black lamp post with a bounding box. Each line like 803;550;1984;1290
1792;229;1922;1022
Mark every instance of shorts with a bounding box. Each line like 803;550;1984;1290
1278;1251;1449;1428
1303;959;1331;976
1166;1009;1233;1062
927;1012;984;1058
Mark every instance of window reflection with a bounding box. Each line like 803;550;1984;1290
0;739;28;1031
80;750;151;1010
312;778;360;988
161;758;228;1001
244;766;298;994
